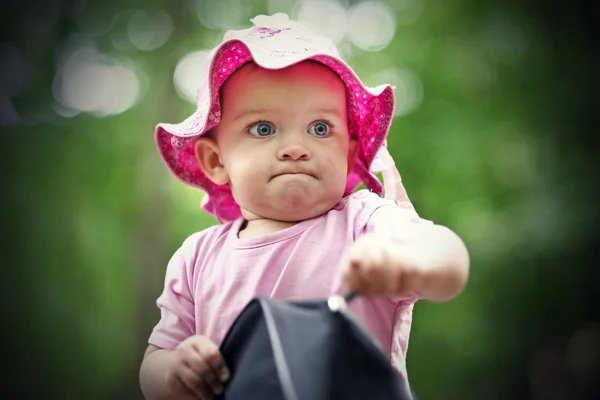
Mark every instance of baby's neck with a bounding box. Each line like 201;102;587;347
238;218;299;239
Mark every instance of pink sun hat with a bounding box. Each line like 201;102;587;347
155;13;401;222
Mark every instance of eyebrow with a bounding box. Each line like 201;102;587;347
231;107;344;123
313;108;344;119
231;109;270;123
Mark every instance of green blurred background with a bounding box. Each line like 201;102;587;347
1;0;599;399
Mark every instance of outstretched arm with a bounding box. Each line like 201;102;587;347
341;207;470;302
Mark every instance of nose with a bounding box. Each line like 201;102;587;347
277;137;311;161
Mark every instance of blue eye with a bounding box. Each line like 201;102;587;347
308;122;331;137
248;122;275;137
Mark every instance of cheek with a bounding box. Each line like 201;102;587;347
226;161;257;201
321;147;351;186
330;141;351;173
223;148;266;184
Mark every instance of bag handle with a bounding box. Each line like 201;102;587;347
327;291;357;312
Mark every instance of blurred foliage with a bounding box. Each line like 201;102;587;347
1;0;599;399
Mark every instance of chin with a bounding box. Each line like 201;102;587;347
239;182;345;221
275;190;341;220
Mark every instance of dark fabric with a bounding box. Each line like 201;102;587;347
217;297;411;400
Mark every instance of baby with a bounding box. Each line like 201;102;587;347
140;14;470;400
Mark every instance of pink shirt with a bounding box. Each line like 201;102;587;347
149;190;428;389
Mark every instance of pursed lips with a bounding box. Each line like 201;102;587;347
271;170;317;180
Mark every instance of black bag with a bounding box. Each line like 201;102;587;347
216;294;412;400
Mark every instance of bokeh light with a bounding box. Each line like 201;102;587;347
347;2;396;51
367;67;423;116
173;50;211;104
268;0;296;15
295;0;347;44
52;45;141;117
109;10;137;52
388;0;422;25
127;8;173;51
196;0;253;31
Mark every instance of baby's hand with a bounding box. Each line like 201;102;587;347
341;232;424;297
166;335;230;399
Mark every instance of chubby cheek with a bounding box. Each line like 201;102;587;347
224;153;265;196
328;145;351;177
316;160;348;199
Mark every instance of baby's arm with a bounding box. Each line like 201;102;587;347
343;206;470;302
385;221;470;302
140;236;229;399
140;345;178;399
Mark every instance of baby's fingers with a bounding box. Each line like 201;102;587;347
165;361;208;400
343;259;369;294
194;340;230;383
186;351;225;396
343;248;390;295
178;366;212;399
346;259;391;295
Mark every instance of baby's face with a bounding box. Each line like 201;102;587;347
212;61;356;222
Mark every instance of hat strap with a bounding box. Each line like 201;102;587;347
372;145;415;211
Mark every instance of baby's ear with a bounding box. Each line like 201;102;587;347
194;137;229;185
347;137;358;174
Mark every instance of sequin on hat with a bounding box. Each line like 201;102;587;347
155;13;397;222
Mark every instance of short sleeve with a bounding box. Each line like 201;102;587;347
148;241;196;350
350;190;431;238
364;201;433;238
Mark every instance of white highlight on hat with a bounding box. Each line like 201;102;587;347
346;2;396;52
173;51;211;104
127;9;174;51
52;45;141;117
295;0;348;44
